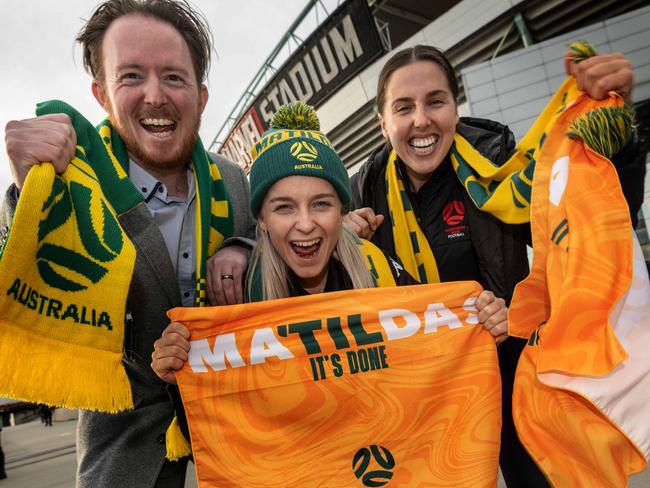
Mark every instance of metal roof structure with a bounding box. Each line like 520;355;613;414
208;0;343;153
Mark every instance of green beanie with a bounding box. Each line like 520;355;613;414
249;101;351;218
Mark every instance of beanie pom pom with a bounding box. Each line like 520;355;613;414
270;101;320;131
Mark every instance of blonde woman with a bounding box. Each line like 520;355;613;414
151;102;507;442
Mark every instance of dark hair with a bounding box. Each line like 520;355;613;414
77;0;213;83
376;45;458;114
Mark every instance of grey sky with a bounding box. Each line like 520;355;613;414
0;0;316;191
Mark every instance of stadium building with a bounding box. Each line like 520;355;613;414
210;0;650;259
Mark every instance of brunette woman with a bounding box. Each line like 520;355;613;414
345;45;643;487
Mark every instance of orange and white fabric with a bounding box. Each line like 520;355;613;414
509;79;650;486
170;282;501;487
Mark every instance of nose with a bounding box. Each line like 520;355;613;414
294;207;316;234
412;104;430;129
143;77;167;108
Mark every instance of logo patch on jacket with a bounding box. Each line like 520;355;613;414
442;200;466;239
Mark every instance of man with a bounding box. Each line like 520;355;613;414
1;1;253;486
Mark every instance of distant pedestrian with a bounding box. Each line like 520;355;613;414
39;405;53;427
0;427;6;480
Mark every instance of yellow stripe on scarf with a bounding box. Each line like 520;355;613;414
385;151;440;284
100;125;233;458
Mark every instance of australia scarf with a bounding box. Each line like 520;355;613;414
0;100;232;413
387;41;602;284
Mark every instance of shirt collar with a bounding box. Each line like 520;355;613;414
128;158;196;204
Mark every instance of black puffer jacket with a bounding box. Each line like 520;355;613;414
350;117;531;305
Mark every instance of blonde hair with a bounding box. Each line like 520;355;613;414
247;224;375;301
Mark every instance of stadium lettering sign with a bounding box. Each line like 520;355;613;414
219;0;384;171
257;13;363;126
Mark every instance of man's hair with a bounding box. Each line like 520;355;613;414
77;0;213;83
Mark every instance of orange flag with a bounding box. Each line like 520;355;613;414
509;79;650;486
170;281;501;487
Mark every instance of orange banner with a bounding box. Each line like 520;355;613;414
170;281;501;487
509;80;650;486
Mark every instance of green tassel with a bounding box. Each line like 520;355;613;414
569;40;598;63
568;105;635;159
270;101;320;130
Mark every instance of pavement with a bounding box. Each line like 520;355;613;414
1;418;648;487
0;419;196;487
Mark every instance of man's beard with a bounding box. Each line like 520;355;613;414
108;107;201;172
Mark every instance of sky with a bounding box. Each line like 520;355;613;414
0;0;328;192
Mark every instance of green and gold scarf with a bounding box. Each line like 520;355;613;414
387;41;603;284
0;100;232;413
96;119;233;305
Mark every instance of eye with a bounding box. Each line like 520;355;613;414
165;74;185;85
314;200;334;209
120;72;141;83
272;203;292;213
394;104;411;113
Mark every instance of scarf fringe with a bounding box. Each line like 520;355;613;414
568;105;635;159
166;415;192;461
570;40;598;62
0;318;133;412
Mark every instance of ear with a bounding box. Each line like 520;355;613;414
378;113;389;140
91;79;108;111
257;216;267;232
199;84;209;113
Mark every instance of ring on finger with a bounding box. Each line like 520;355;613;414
221;274;234;281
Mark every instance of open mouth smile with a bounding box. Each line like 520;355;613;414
140;118;177;138
290;238;322;258
409;135;439;155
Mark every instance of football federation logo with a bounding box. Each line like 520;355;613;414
352;445;395;487
442;200;465;226
290;141;318;162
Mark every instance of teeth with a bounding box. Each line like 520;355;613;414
141;118;174;126
292;239;320;247
410;135;438;148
